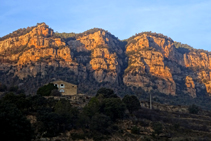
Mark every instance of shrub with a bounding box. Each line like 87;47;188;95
96;87;118;98
0;101;33;140
152;122;163;136
131;126;140;134
101;98;126;121
122;95;140;114
0;83;7;92
71;133;85;140
90;113;112;134
188;104;199;114
9;86;18;92
37;83;58;96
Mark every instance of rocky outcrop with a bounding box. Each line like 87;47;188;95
124;34;176;95
184;52;211;69
68;30;123;83
2;23;211;98
0;23;54;53
185;76;196;98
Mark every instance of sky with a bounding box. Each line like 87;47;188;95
0;0;211;51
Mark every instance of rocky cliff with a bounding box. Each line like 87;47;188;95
123;34;176;95
1;23;211;104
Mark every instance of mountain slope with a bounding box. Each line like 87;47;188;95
1;23;211;109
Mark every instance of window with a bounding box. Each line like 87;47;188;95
60;84;65;88
59;89;65;93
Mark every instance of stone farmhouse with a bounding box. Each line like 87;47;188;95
51;80;77;95
49;80;91;107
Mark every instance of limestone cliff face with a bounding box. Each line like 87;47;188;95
1;24;211;98
124;34;176;95
185;76;196;98
68;30;123;83
0;23;81;82
0;23;55;53
184;52;211;69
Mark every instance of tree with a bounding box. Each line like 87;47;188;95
37;112;62;137
0;101;33;141
122;95;140;114
96;87;118;98
9;86;18;92
90;113;112;134
55;99;72;115
50;89;61;96
188;104;199;114
28;95;48;111
55;99;79;129
83;97;100;118
37;83;58;96
2;93;30;113
152;122;163;137
101;98;126;121
0;83;7;92
131;126;140;134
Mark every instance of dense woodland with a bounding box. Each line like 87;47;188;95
1;83;211;141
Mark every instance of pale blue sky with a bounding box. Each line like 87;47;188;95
0;0;211;50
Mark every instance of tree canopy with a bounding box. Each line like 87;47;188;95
122;95;140;114
37;83;58;96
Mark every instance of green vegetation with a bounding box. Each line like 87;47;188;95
37;83;58;96
122;95;140;114
152;122;163;137
0;87;126;140
174;41;193;50
174;41;193;54
1;86;211;140
0;83;7;92
188;104;199;114
131;126;140;134
54;32;76;40
0;101;33;141
96;87;118;98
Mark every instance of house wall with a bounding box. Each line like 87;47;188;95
52;80;77;95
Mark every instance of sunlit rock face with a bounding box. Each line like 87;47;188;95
123;34;176;95
1;23;211;97
185;76;196;98
68;30;123;84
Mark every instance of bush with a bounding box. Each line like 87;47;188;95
50;89;61;96
188;104;199;114
101;98;126;121
37;112;62;137
152;122;163;136
37;83;58;96
131;126;140;134
71;133;85;140
122;95;140;114
96;87;118;98
2;93;30;113
9;86;18;92
83;97;100;118
0;101;33;140
0;83;7;92
90;113;112;134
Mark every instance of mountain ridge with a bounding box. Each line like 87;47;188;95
1;23;211;109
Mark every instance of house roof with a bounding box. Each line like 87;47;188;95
51;79;77;86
